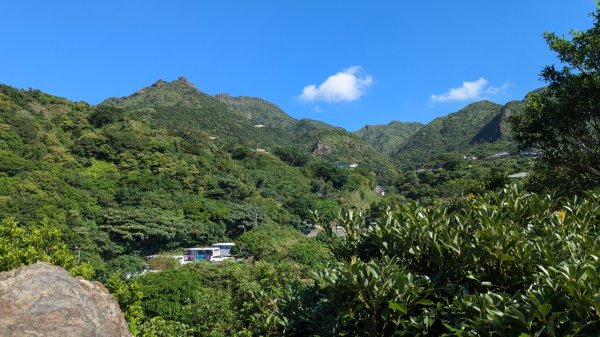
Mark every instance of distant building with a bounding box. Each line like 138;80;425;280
349;163;358;168
508;172;529;178
487;152;510;160
183;247;221;263
375;185;385;196
337;162;346;168
212;243;235;257
463;154;478;161
306;225;347;238
254;124;266;128
519;148;541;157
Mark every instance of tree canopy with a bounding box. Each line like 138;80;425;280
510;7;600;191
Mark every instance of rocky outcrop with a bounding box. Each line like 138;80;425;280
176;75;201;92
0;262;132;337
346;139;369;151
313;141;332;155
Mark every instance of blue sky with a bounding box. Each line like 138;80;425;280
1;1;597;130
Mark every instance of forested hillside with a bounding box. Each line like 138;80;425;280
0;76;539;267
214;93;297;129
354;121;423;155
105;77;400;181
393;100;519;167
0;82;387;273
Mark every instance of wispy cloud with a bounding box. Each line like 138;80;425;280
299;66;373;103
430;77;511;103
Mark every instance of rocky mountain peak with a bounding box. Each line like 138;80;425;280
176;75;197;89
151;79;167;88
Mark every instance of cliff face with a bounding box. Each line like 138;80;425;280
0;262;132;337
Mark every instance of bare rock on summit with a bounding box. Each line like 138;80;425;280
0;262;132;337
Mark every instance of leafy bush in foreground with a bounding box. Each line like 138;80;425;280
307;185;600;336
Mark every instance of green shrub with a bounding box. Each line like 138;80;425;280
146;256;179;271
308;186;600;336
234;224;332;269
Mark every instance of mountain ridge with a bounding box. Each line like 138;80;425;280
100;78;400;180
354;121;424;155
391;99;523;166
3;77;530;173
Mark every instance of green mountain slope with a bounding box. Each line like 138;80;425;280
471;100;523;144
0;82;390;268
102;77;294;149
103;77;399;181
393;100;521;166
354;121;423;155
214;93;399;177
214;94;296;129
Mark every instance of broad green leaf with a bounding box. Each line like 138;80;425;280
388;301;407;314
417;299;434;306
538;303;552;317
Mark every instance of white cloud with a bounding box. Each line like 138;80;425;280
299;66;373;103
430;77;511;103
314;105;323;112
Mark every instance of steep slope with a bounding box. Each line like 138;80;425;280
354;121;423;155
212;91;397;174
102;77;294;148
393;100;520;166
308;129;400;181
0;81;397;267
103;78;398;180
470;100;523;144
214;94;296;129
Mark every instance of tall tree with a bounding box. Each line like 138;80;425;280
510;6;600;191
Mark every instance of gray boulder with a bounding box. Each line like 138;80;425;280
0;262;132;337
